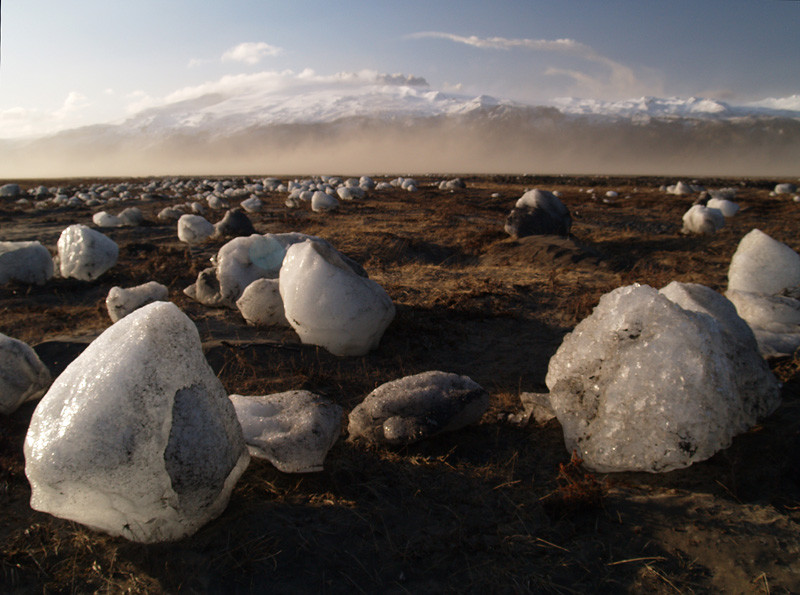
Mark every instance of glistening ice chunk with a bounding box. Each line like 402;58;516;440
230;391;342;473
0;241;54;285
279;240;395;356
56;224;118;281
24;302;249;543
348;371;489;446
728;228;800;295
0;333;51;415
545;283;780;473
106;281;169;322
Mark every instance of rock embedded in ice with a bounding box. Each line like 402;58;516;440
0;241;54;285
311;191;338;212
57;224;118;281
279;240;395;356
706;197;739;217
235;278;289;326
348;371;489;446
213;209;255;238
506;189;571;237
681;204;725;234
183;266;226;307
24;302;249;543
0;333;51;415
92;211;122;228
106;281;169;322
230;391;342;473
545;283;780;473
177;214;215;244
728;229;800;295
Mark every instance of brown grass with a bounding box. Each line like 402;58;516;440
1;174;800;593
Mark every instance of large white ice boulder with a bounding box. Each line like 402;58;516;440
0;241;54;285
215;234;287;307
681;204;725;234
230;391;342;473
177;214;215;244
56;224;118;281
106;281;169;322
92;211;122;228
728;229;800;295
545;283;780;473
235;278;289;327
348;371;490;446
725;229;800;356
279;240;394;356
0;333;51;415
24;302;249;543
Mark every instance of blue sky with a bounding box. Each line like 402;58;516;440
2;0;799;138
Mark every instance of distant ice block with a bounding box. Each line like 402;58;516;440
92;211;122;228
280;240;394;356
230;391;342;473
56;224;118;281
240;197;262;213
24;302;249;543
177;214;215;244
311;191;338;212
118;207;144;227
0;241;54;285
706;197;739;217
546;283;780;473
235;278;289;327
348;371;489;446
0;333;51;415
681;204;725;234
106;282;169;322
727;229;800;295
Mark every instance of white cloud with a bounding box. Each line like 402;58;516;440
409;31;661;99
0;92;92;138
221;42;283;65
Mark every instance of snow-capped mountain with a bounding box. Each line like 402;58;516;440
119;74;800;136
1;72;798;177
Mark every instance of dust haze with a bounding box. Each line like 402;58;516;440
2;108;799;178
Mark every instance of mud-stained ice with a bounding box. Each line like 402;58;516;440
235;278;289;327
229;391;342;473
24;301;249;543
280;240;394;356
56;224;118;281
348;371;489;446
0;333;51;415
545;283;780;473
